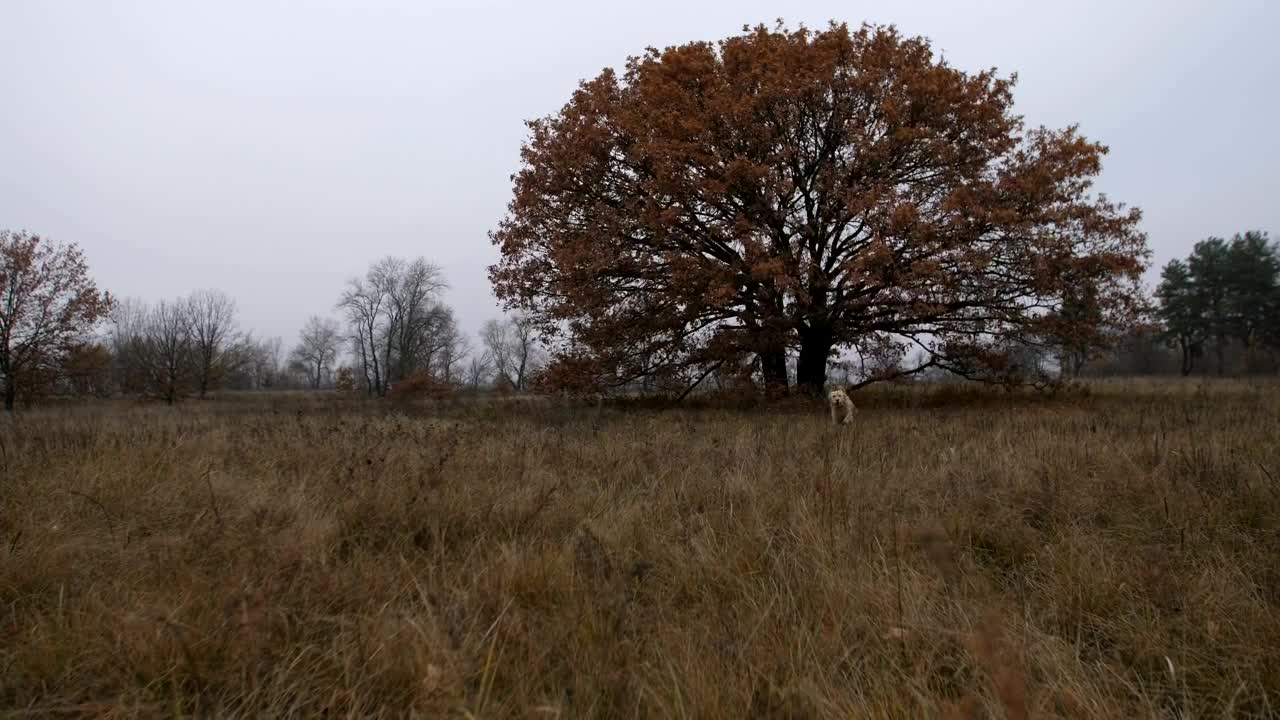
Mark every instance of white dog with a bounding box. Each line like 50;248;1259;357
828;387;856;425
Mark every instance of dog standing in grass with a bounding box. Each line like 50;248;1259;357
828;387;856;425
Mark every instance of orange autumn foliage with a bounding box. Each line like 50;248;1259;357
490;22;1148;396
1;230;113;410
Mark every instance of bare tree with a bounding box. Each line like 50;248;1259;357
264;336;283;384
285;357;311;388
432;306;469;384
108;296;150;394
185;290;240;398
337;256;452;395
465;350;493;391
481;314;542;391
480;320;508;387
368;257;406;388
388;258;449;380
251;336;284;389
292;316;341;389
219;333;278;390
224;335;285;390
134;299;195;405
339;273;388;396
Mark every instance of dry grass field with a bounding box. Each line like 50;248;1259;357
2;381;1279;718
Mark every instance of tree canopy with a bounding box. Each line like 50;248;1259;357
1156;231;1278;375
1;230;112;411
490;21;1149;396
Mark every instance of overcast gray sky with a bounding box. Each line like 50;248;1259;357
2;0;1276;346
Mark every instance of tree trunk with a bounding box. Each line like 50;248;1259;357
1180;341;1192;376
758;349;788;398
1072;350;1087;377
796;329;833;396
382;331;396;392
1216;336;1226;377
3;376;15;412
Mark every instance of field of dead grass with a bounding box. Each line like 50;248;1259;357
2;380;1279;718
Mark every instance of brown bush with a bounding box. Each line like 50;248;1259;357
492;373;516;395
385;371;454;403
334;366;357;393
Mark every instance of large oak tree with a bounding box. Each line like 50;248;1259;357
490;22;1148;395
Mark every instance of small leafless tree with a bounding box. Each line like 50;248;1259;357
134;299;196;405
387;258;449;381
186;289;240;398
465;350;493;391
218;333;278;390
433;307;469;385
247;336;284;389
481;314;542;392
108;297;149;394
337;256;453;395
339;271;389;396
285;358;311;388
292;316;341;389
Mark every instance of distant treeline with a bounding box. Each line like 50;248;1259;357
3;228;1277;411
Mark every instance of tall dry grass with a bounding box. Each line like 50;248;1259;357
1;381;1278;718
